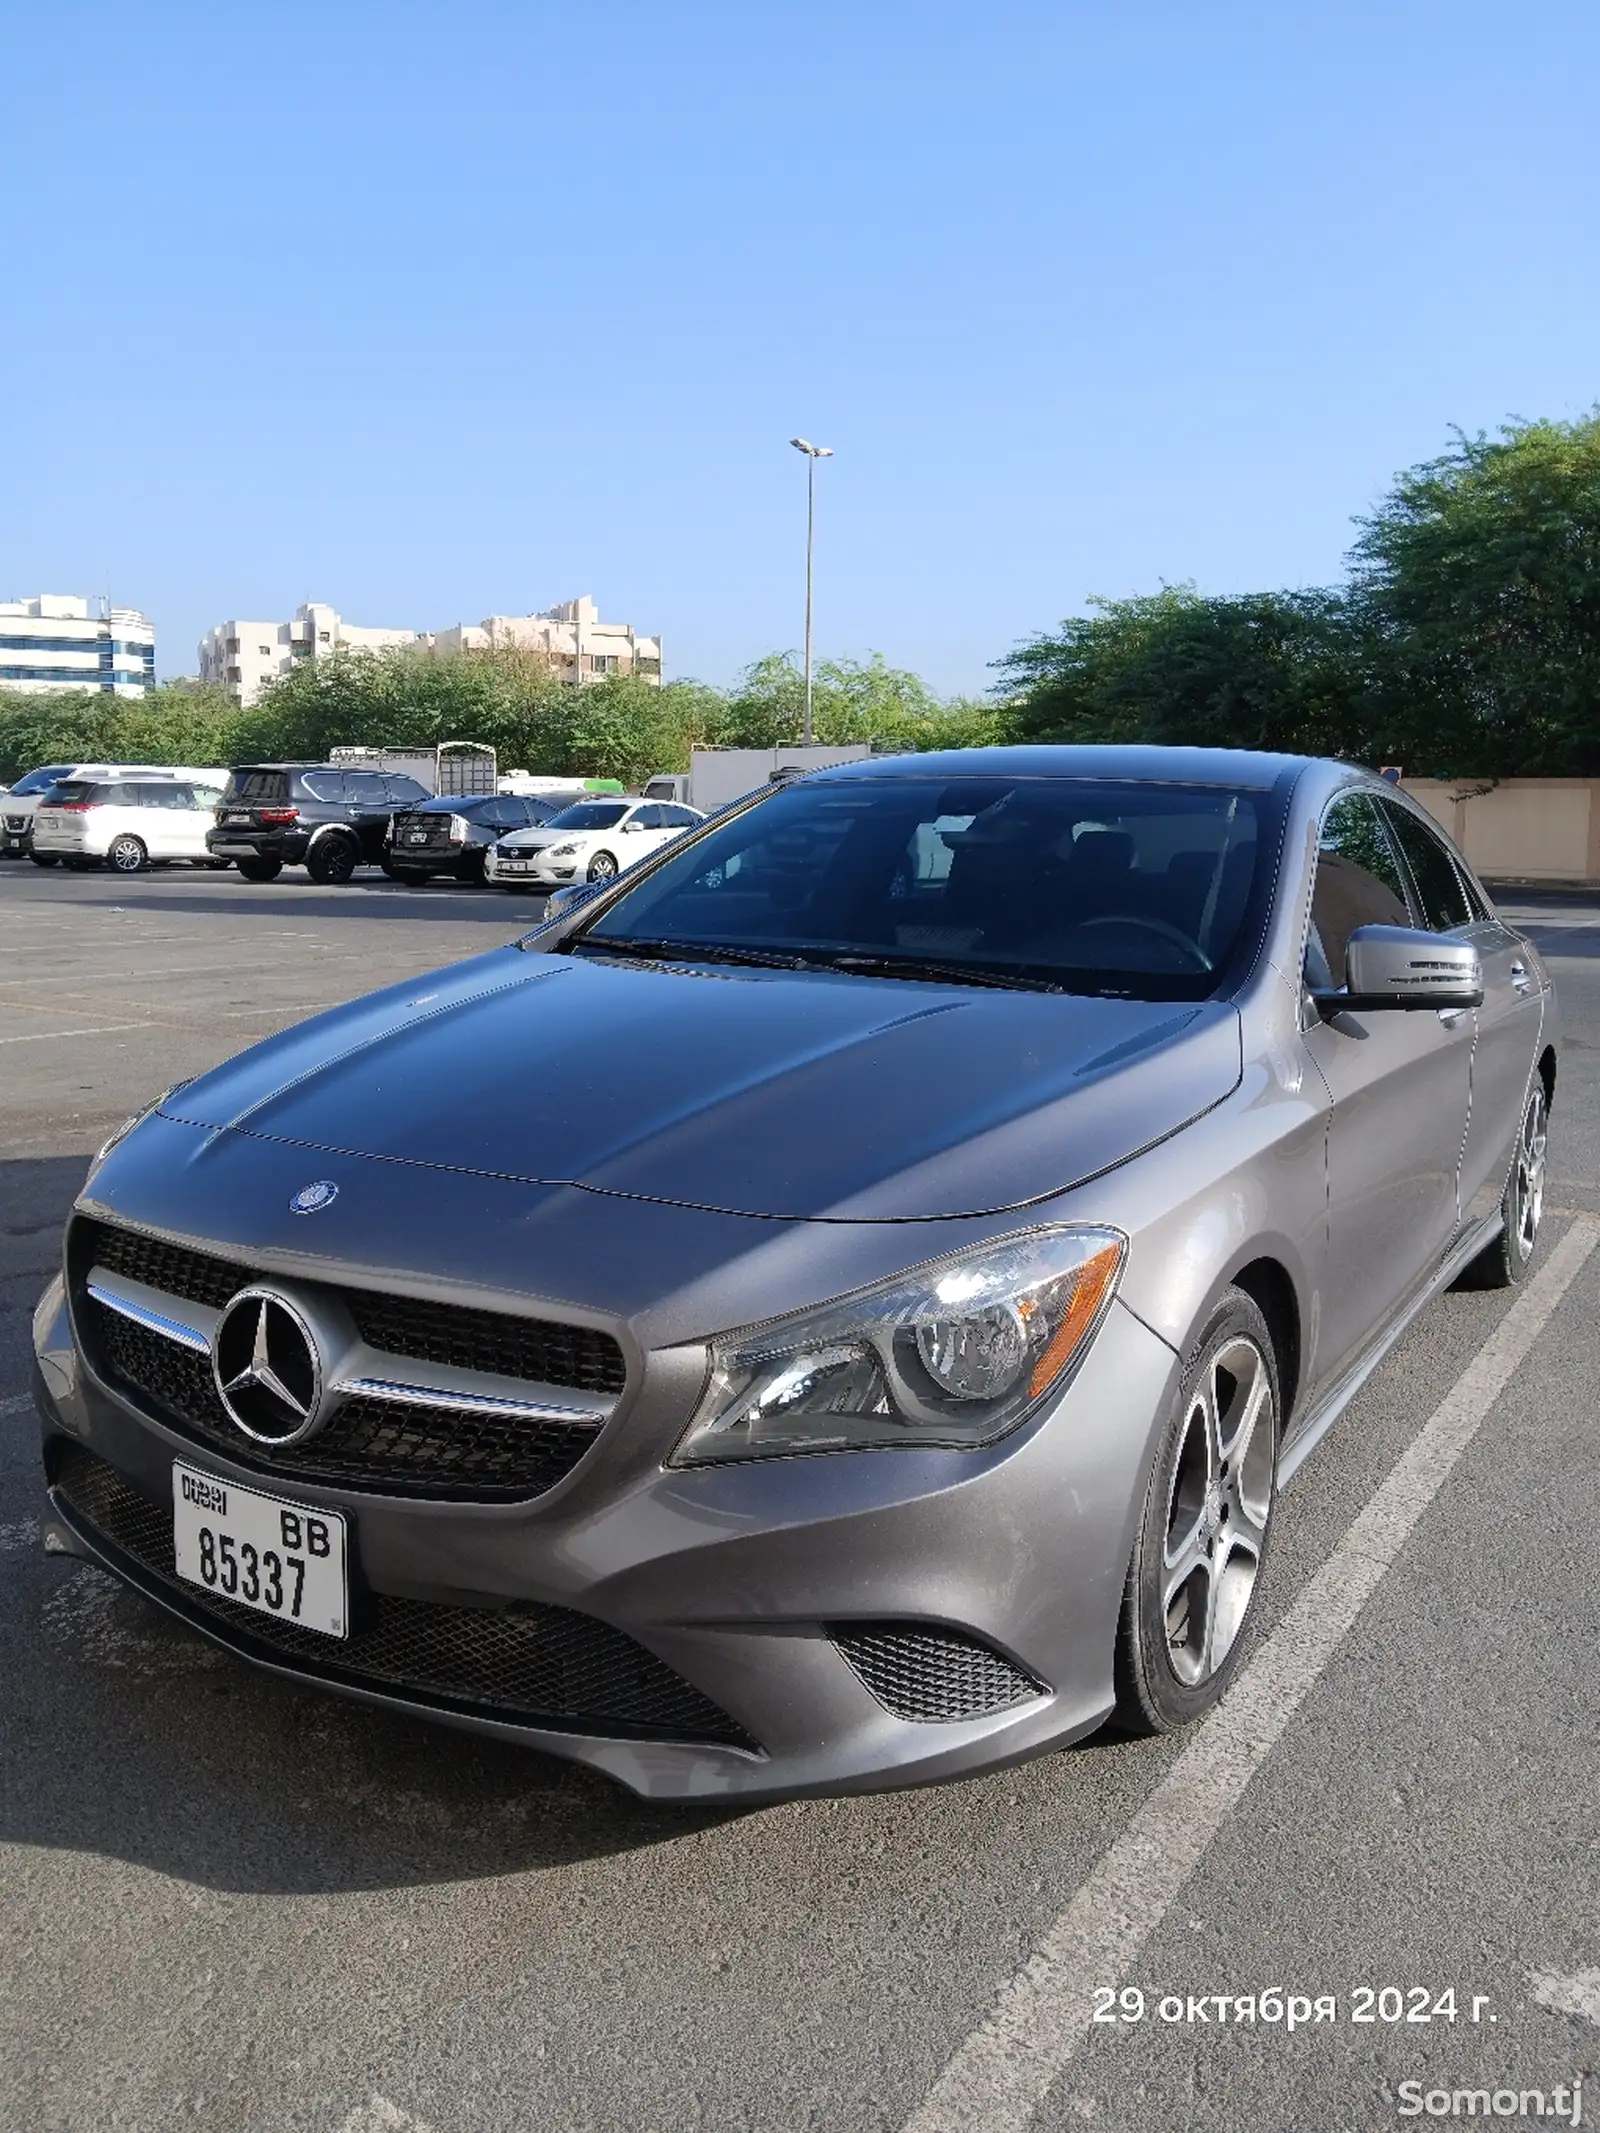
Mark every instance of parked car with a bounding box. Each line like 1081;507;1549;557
35;747;1554;1803
206;763;431;883
4;763;218;861
485;796;705;891
31;776;229;873
385;793;565;885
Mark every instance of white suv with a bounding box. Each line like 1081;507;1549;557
31;774;229;873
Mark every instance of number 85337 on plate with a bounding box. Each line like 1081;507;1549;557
173;1463;348;1638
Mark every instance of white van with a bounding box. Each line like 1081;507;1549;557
2;763;222;859
31;773;229;873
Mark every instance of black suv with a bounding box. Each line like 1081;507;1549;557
207;764;430;884
385;793;561;884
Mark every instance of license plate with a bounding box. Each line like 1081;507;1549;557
212;842;257;855
407;832;428;843
224;811;251;824
172;1463;348;1637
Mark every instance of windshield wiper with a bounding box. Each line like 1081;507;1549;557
808;952;1067;994
567;936;811;971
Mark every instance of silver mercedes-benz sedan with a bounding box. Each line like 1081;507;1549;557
33;747;1555;1800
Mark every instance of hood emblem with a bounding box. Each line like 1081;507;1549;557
289;1180;339;1215
212;1288;327;1446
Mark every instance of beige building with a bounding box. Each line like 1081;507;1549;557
429;596;661;684
198;601;423;706
199;594;660;706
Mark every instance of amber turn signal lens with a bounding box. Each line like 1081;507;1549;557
1027;1242;1124;1399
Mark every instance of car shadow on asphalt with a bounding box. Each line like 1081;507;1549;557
65;881;546;927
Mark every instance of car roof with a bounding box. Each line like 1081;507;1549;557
802;743;1319;789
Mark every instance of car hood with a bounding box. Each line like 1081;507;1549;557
162;948;1243;1221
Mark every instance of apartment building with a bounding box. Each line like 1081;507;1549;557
430;596;662;684
0;594;156;697
197;601;423;707
198;594;660;705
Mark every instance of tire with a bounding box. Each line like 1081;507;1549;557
107;835;148;875
306;833;359;885
391;869;428;887
587;850;619;883
29;851;59;868
1114;1286;1280;1735
235;858;283;883
1458;1075;1549;1290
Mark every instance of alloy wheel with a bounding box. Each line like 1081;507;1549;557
1511;1082;1548;1260
108;836;147;874
1160;1335;1275;1687
588;851;619;882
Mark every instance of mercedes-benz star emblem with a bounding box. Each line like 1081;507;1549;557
289;1180;339;1215
212;1288;326;1446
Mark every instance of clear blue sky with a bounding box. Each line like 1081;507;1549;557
3;0;1597;692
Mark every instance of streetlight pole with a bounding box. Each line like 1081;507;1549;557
790;437;833;746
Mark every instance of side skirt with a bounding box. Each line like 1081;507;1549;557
1276;1212;1504;1491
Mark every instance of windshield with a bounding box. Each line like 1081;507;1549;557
12;766;75;795
545;801;630;831
576;775;1267;1001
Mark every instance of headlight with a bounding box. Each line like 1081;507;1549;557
672;1225;1125;1465
548;842;579;857
87;1080;192;1179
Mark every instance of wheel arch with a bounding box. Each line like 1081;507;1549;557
1226;1256;1303;1434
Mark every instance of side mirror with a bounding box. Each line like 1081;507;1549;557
621;819;645;833
1314;925;1483;1016
543;881;601;919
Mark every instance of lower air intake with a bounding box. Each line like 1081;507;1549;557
52;1445;757;1752
831;1622;1047;1723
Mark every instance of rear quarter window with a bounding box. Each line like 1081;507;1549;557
229;770;290;803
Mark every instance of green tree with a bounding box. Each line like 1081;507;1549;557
995;586;1373;757
722;650;1001;753
1351;412;1600;775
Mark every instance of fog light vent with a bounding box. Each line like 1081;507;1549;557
830;1622;1047;1723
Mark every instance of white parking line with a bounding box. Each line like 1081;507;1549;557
902;1215;1600;2133
1532;1968;1600;2028
0;1022;149;1045
0;1394;33;1417
333;2098;437;2133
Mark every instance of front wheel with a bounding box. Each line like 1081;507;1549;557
235;857;283;883
107;835;148;874
1459;1077;1548;1290
587;850;619;883
1114;1287;1280;1734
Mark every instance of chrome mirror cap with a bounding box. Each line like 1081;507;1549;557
1316;925;1484;1016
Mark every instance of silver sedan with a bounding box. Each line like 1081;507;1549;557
34;747;1554;1798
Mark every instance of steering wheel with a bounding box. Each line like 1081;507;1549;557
1064;914;1213;973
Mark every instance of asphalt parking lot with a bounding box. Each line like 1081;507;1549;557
2;859;1598;2133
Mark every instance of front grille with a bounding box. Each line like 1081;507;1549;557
51;1445;756;1750
88;1300;603;1502
831;1623;1047;1723
78;1218;627;1394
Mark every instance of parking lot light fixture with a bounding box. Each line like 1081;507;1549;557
790;438;834;746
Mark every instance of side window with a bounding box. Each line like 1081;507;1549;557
1379;801;1474;932
192;787;222;810
300;770;346;803
1308;794;1414;988
344;771;390;809
383;775;428;806
632;804;664;830
664;805;698;828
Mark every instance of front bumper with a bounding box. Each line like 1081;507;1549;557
489;856;576;884
32;1187;1179;1801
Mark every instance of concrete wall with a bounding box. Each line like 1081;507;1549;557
1401;777;1600;884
